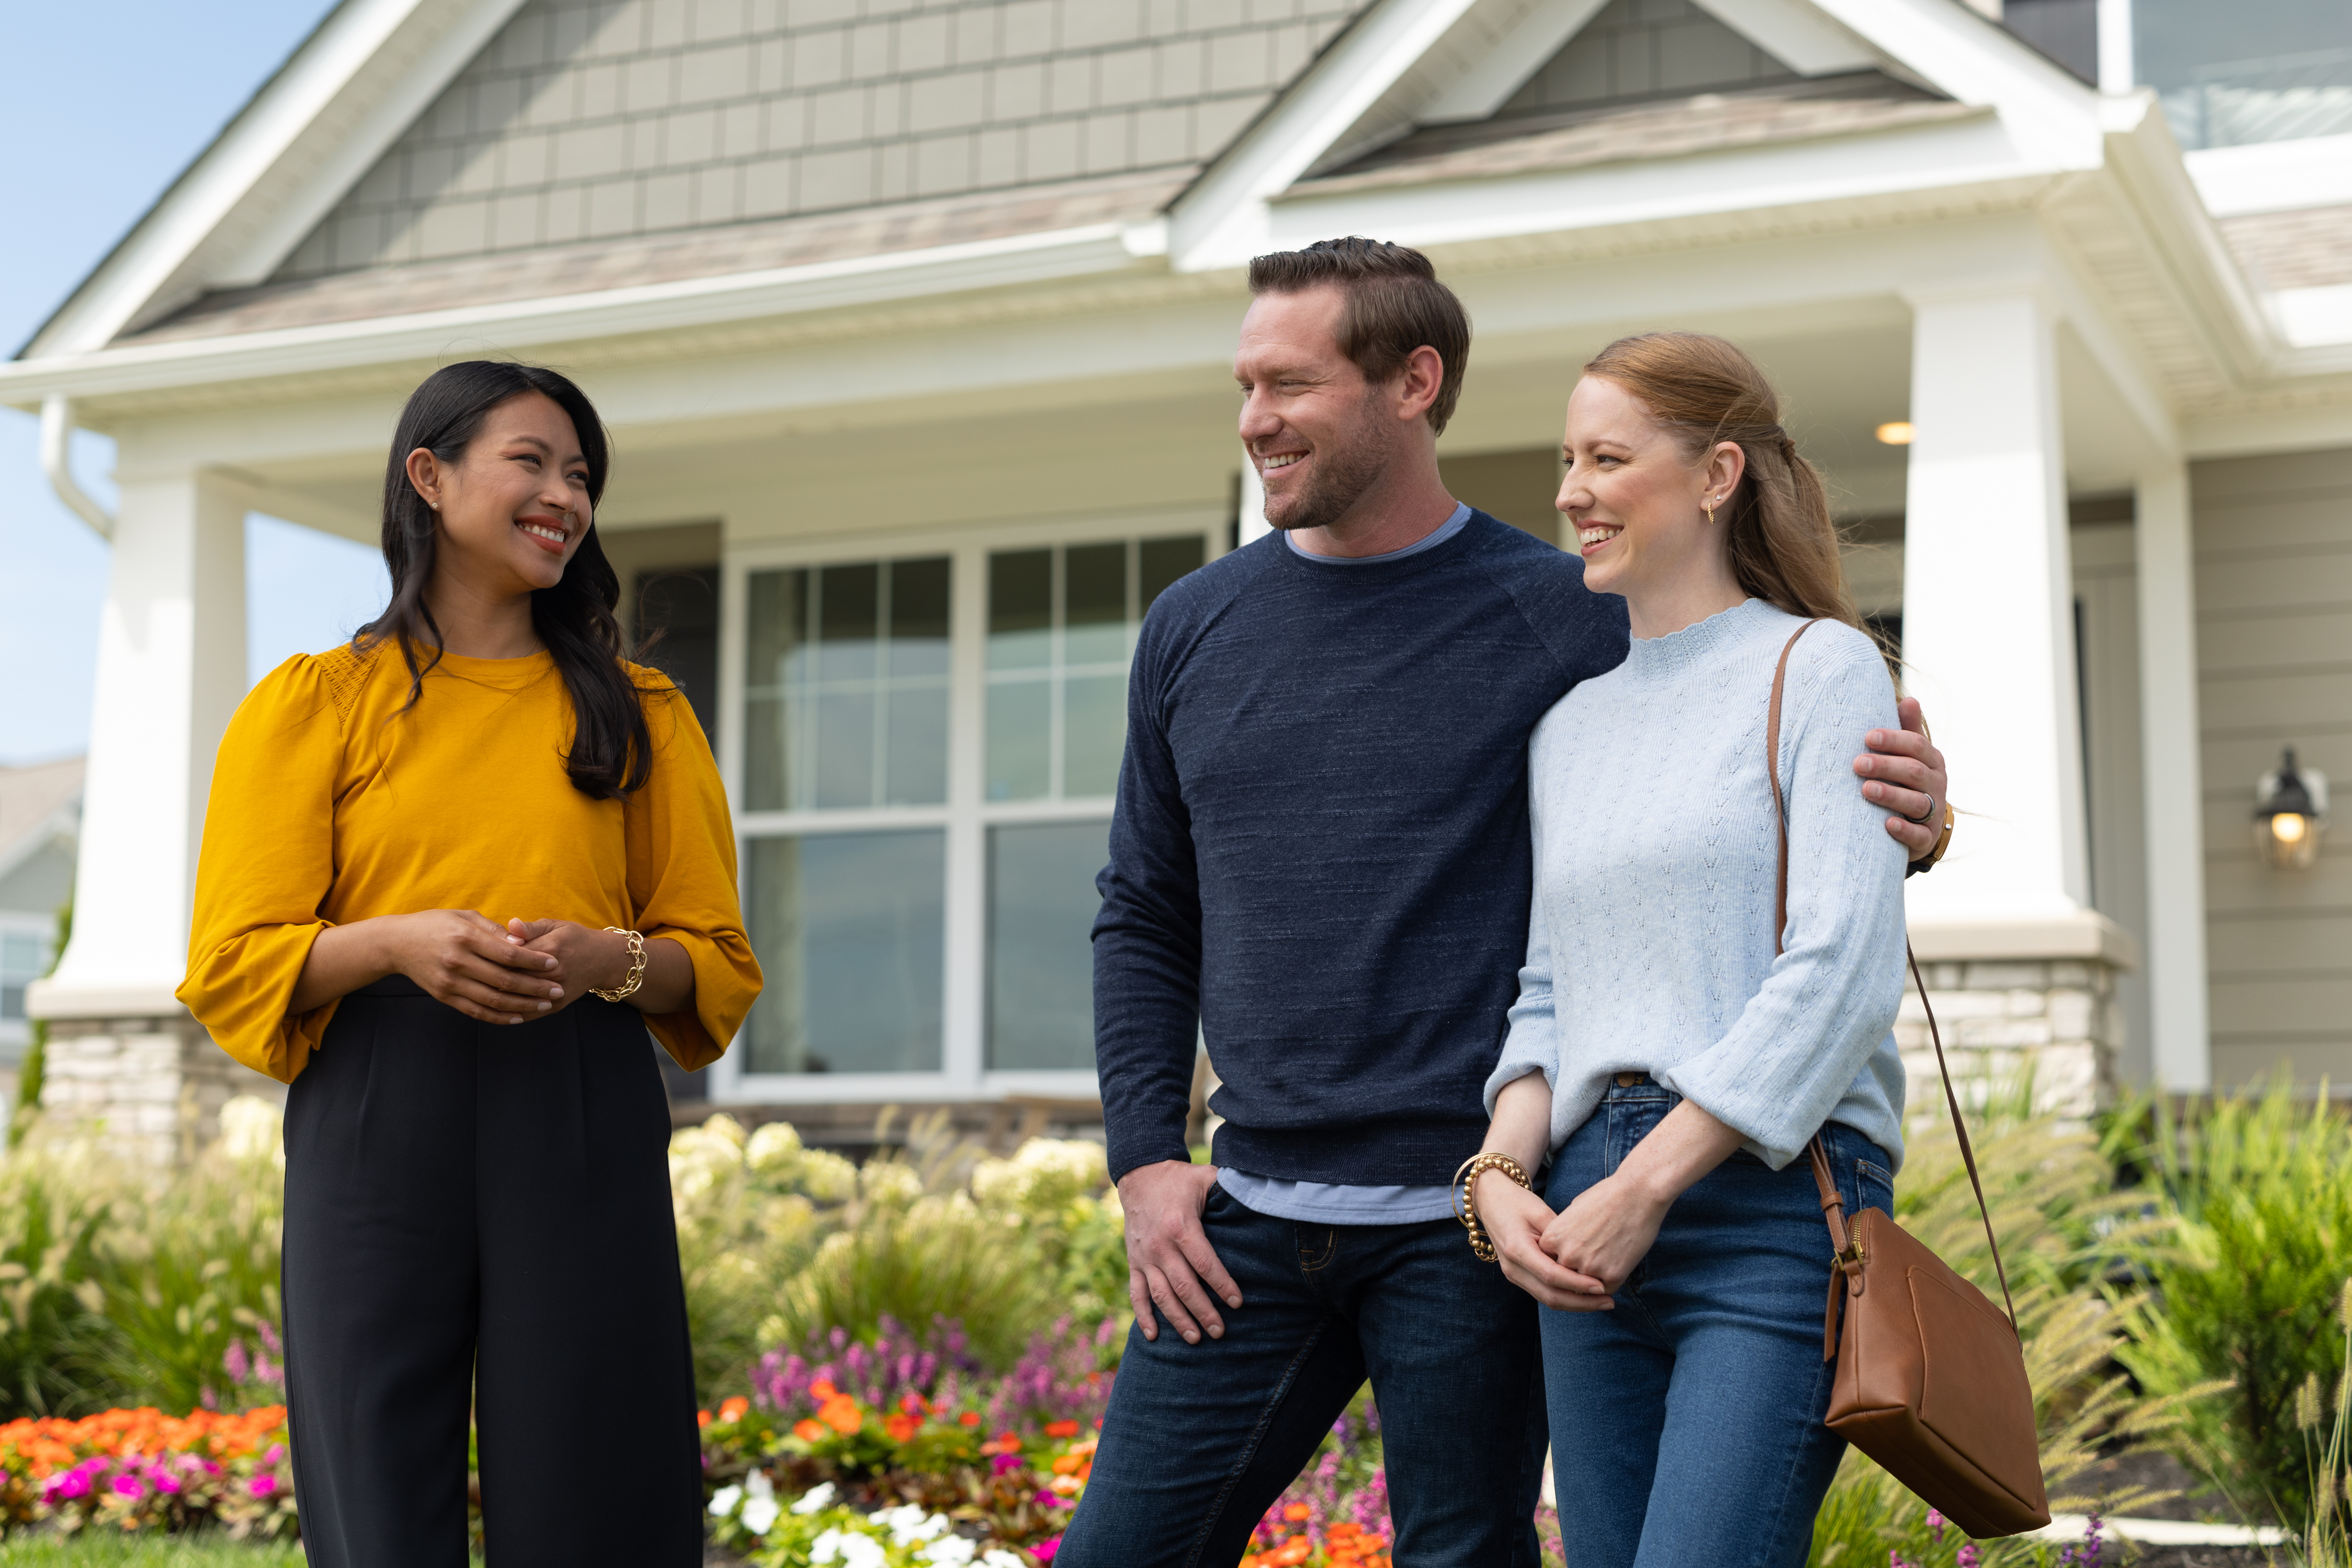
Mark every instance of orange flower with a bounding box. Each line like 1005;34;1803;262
810;1380;837;1401
819;1395;863;1436
1283;1503;1312;1522
958;1412;982;1428
1045;1419;1080;1439
793;1419;830;1444
1239;1557;1261;1568
900;1393;929;1416
1328;1522;1360;1539
718;1396;750;1424
1051;1454;1083;1475
994;1430;1021;1449
1269;1541;1313;1567
884;1412;921;1442
697;1410;714;1429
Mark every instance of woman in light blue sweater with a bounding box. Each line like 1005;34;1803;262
1471;332;1909;1567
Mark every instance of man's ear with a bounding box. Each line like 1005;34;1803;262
1395;345;1445;423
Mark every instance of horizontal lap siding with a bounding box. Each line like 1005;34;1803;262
2194;447;2352;1090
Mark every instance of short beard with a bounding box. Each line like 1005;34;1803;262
1263;388;1393;534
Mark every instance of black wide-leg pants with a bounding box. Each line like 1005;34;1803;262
282;976;702;1567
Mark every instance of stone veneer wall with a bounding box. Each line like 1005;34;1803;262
38;1012;285;1166
1897;957;2125;1119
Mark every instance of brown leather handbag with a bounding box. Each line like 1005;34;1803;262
1766;622;2050;1540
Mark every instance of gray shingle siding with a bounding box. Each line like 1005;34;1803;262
274;0;1368;282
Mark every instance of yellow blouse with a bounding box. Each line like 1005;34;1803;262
178;641;763;1083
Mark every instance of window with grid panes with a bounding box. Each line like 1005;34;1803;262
734;531;1207;1083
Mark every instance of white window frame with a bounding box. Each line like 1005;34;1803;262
712;507;1227;1106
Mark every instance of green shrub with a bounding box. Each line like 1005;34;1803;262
0;1157;119;1418
2111;1076;2352;1525
1809;1095;2208;1567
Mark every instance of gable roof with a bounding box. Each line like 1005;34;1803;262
0;758;83;894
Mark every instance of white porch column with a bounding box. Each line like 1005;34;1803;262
1238;461;1271;545
28;464;272;1161
2132;462;2213;1091
1901;288;2089;924
1896;288;2126;1113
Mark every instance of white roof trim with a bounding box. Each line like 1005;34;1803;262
1171;0;2106;275
0;803;77;894
0;222;1159;407
25;0;524;359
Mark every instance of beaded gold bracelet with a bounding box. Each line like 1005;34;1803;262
1452;1152;1533;1262
591;927;647;1002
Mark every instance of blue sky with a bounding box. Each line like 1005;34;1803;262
0;0;390;766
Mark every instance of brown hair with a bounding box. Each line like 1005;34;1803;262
1582;332;1857;628
1248;237;1471;434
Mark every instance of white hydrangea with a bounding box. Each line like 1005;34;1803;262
860;1161;924;1207
972;1137;1108;1211
668;1118;747;1197
745;1119;804;1174
215;1097;284;1166
797;1148;859;1203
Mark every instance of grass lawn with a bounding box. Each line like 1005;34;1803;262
0;1540;307;1566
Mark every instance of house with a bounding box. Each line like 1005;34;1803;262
0;757;81;1095
10;0;2352;1153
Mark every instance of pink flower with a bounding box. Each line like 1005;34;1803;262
112;1473;147;1500
1927;1508;1946;1544
152;1471;182;1495
1031;1539;1061;1564
249;1475;278;1498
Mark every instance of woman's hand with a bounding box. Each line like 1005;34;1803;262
292;909;564;1022
506;919;697;1015
1539;1172;1675;1294
1478;1170;1614;1311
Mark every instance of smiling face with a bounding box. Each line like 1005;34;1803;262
1234;286;1410;534
1557;374;1743;605
405;391;594;601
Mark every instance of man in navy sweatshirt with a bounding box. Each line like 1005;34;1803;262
1056;239;1951;1566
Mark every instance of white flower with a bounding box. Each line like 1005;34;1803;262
813;1531;886;1568
709;1485;743;1518
920;1535;977;1564
798;1149;859;1203
745;1120;804;1174
980;1553;1028;1568
741;1495;780;1535
744;1471;775;1502
216;1097;283;1163
790;1480;836;1516
868;1504;949;1545
860;1160;923;1206
811;1528;847;1563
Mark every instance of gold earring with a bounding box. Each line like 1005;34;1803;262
1704;497;1716;525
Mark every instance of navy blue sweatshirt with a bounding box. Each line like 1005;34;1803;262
1091;512;1631;1186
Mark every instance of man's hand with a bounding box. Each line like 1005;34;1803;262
1118;1160;1242;1346
1855;697;1949;861
1476;1170;1613;1311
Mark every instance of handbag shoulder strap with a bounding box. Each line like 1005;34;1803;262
1767;622;2021;1338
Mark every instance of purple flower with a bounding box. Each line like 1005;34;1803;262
991;1453;1026;1475
112;1473;146;1500
1926;1508;1945;1544
1956;1547;1981;1568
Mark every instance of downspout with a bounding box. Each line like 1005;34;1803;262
41;396;114;540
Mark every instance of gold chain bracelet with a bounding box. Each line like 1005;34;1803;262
591;927;647;1002
1452;1152;1533;1262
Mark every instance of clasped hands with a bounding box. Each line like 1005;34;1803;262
1477;1167;1673;1313
372;910;635;1025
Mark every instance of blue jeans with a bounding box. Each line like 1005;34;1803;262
1542;1079;1895;1568
1057;1185;1549;1568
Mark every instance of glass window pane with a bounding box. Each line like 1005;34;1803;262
1064;542;1127;667
989;550;1053;670
889;558;950;679
988;680;1051;801
886;685;949;805
743;570;807;811
0;985;21;1023
1062;674;1126;799
989;821;1110;1070
745;830;945;1074
1140;535;1205;615
0;935;37;973
813;691;876;808
817;564;879;683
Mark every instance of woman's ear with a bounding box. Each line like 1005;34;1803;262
1705;440;1747;506
404;447;444;514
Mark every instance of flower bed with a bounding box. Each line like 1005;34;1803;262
0;1408;294;1538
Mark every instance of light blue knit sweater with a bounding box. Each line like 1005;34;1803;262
1484;597;1910;1172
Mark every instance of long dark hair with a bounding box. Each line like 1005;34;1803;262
356;360;658;799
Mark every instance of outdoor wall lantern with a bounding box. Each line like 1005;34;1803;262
2254;746;2330;872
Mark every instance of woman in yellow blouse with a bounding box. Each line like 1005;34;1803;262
178;361;761;1568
